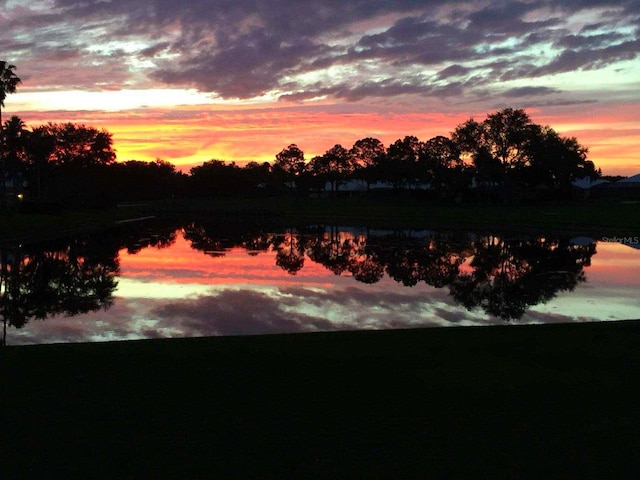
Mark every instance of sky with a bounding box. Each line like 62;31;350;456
1;0;639;175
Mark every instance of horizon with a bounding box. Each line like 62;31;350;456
2;1;639;176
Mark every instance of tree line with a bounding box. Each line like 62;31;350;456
1;107;601;209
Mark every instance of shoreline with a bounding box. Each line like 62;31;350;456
2;198;640;245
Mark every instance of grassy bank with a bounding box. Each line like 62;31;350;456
4;320;640;478
0;205;144;243
2;197;639;243
147;196;640;235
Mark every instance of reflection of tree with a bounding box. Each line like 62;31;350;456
0;237;120;344
274;229;305;275
348;251;385;284
120;223;178;254
306;226;360;275
240;232;272;256
449;236;596;319
183;221;273;258
163;221;599;321
184;223;227;257
0;222;180;345
371;233;467;288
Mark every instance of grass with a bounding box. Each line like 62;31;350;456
149;195;640;235
2;197;639;244
0;205;144;243
3;320;640;478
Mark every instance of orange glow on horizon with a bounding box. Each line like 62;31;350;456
15;100;640;176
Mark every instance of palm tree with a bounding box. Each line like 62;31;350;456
0;61;21;129
0;62;21;208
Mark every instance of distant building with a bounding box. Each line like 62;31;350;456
610;173;640;199
571;176;611;199
571;177;611;190
612;173;640;187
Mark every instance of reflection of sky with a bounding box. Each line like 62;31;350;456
8;236;640;346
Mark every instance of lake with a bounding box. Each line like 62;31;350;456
2;219;639;345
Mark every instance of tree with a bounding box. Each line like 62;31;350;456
273;144;305;190
0;62;22;208
20;123;116;206
320;144;353;193
0;61;21;132
24;125;56;200
452;108;538;179
44;123;116;167
419;135;464;195
525;126;596;196
384;136;421;190
2;116;28;178
350;137;385;190
189;159;239;196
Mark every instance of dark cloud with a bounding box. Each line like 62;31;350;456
467;1;559;34
503;86;559;97
436;64;472;80
153;289;338;336
2;1;639;101
533;39;640;76
556;32;628;50
150;285;478;337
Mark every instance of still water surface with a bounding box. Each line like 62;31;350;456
2;221;639;345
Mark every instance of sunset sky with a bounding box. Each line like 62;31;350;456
2;0;639;175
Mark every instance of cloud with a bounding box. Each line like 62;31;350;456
503;86;560;98
152;289;338;336
1;0;636;102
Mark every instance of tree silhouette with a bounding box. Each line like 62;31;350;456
24;125;56;201
350;137;386;190
0;62;22;208
0;61;21;134
0;238;120;345
1;116;28;193
449;236;595;319
384;136;421;191
274;144;305;191
419;135;466;198
452;109;537;180
273;228;305;275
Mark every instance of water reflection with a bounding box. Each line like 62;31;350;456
2;220;634;345
183;222;596;320
0;221;177;345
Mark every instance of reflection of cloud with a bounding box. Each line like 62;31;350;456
10;279;638;346
149;285;496;337
153;289;337;336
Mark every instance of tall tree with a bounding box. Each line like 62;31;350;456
274;144;305;190
0;61;21;131
452;108;537;177
419;135;466;197
2;116;28;175
0;62;21;207
350;137;385;189
321;144;353;193
384;136;421;190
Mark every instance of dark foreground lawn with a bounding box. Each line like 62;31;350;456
3;197;640;244
3;320;640;479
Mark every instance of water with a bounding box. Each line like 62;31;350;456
2;220;639;345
